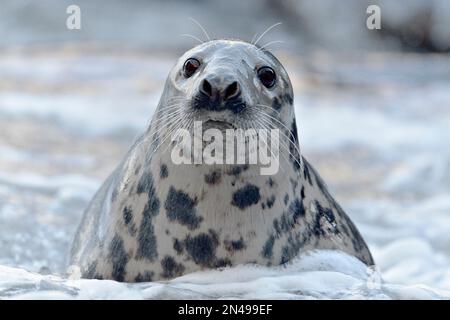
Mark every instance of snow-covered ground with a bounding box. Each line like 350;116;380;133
0;46;449;299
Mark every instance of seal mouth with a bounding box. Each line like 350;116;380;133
203;119;236;130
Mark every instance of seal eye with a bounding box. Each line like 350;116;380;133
183;58;201;78
257;66;276;88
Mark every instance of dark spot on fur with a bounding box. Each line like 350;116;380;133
165;187;202;230
123;206;133;225
284;93;293;105
273;198;305;236
227;164;249;177
312;201;337;237
232;184;260;209
215;258;232;268
300;185;305;199
137;172;155;195
266;178;275;188
135;271;154;282
280;233;305;264
289;121;302;172
160;256;185;279
315;201;336;223
284;194;289;205
272;97;282;110
290;198;305;222
266;195;276;209
173;238;184;255
205;170;222;185
160;164;168;179
184;230;219;267
303;160;313;186
136;173;160;261
108;235;129;282
224;238;246;253
262;235;275;259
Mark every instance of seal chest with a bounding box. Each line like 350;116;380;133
69;39;374;282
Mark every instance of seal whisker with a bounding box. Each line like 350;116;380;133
250;117;289;178
153;110;184;126
160;117;191;155
188;17;211;42
252;105;299;145
179;33;204;44
152;109;194;158
160;105;185;113
253;105;303;165
153;106;184;122
146;106;180;131
251;110;304;173
146;111;185;142
250;32;259;45
148;113;189;160
253;22;282;46
258;40;284;52
249;110;304;175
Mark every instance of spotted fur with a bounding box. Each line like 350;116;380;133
69;40;374;282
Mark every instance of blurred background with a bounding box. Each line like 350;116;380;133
0;0;450;294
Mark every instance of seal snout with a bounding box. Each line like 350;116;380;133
194;74;244;113
200;78;240;101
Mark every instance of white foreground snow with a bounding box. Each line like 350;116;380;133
1;251;448;300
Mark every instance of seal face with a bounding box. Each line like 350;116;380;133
69;40;374;282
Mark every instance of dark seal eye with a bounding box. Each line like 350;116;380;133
257;66;276;88
183;58;201;78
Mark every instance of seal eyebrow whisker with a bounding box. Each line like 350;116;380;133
259;40;285;52
250;32;259;45
252;22;282;46
179;33;204;45
188;17;211;42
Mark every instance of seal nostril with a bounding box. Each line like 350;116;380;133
224;81;240;100
201;79;213;98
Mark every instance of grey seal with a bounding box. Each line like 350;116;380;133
69;39;374;282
